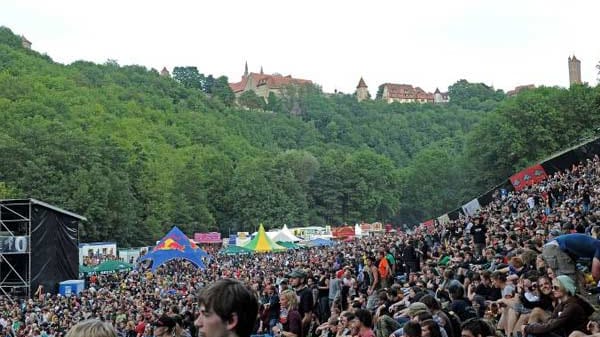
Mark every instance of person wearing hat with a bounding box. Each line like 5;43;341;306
288;269;313;337
541;233;600;285
194;279;258;337
522;275;594;337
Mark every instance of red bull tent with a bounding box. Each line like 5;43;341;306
140;226;209;271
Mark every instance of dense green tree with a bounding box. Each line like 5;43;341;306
448;79;505;109
172;66;205;90
0;26;598;245
238;90;266;110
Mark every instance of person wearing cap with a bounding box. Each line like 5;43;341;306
541;233;600;285
194;279;258;337
288;269;313;337
522;275;594;337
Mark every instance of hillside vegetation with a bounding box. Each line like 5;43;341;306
1;27;599;245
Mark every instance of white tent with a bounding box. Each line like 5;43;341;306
271;224;301;242
355;223;363;237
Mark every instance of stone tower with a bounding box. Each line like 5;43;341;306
160;67;170;77
21;35;31;49
356;77;369;102
244;61;249;78
568;55;582;85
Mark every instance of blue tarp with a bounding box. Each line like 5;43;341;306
307;238;334;247
139;227;209;271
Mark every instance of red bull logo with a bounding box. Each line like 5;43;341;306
154;238;185;251
188;239;199;249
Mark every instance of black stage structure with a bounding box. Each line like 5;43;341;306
0;199;85;301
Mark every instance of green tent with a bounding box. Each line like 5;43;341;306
81;260;134;276
277;241;301;249
243;224;287;252
78;265;92;276
221;245;252;255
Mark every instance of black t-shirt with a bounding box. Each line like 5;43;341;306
471;224;487;244
297;286;313;317
475;284;501;301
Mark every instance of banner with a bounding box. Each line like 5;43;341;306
0;236;28;253
422;219;435;234
194;232;222;243
462;198;481;216
437;214;450;225
510;164;548;191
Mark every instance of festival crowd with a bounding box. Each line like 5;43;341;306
3;156;600;337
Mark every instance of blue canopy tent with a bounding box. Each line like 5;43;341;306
140;226;209;272
307;238;335;247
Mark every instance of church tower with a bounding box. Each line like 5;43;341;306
356;77;369;102
244;61;249;78
160;67;170;77
568;55;582;85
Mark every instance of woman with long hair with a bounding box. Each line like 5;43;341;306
273;290;302;337
523;275;594;337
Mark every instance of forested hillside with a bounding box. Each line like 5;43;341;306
1;27;599;245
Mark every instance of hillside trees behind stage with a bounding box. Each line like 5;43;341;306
1;26;600;245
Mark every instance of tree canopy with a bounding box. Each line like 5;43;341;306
1;26;599;245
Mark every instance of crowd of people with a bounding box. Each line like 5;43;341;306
3;156;600;337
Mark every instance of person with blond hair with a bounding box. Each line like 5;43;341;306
273;289;302;337
66;319;117;337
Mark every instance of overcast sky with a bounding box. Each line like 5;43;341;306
3;0;599;97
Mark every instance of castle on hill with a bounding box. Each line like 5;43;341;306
229;62;312;100
355;78;449;104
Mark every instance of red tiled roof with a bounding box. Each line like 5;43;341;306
229;77;248;93
230;72;311;92
507;84;535;97
383;83;434;101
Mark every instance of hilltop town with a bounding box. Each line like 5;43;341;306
19;34;586;106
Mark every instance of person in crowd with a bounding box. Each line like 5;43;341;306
352;309;375;337
522;275;594;337
66;320;118;337
460;319;495;337
541;233;600;285
289;269;313;337
153;316;182;337
274;289;302;337
421;320;444;337
194;279;259;337
403;322;422;337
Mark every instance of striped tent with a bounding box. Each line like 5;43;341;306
243;224;287;253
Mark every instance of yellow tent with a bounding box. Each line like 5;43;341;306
243;224;287;252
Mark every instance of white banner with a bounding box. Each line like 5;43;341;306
462;198;481;216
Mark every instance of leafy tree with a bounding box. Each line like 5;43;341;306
0;26;23;48
238;90;266;110
376;84;385;100
211;76;235;106
448;79;505;109
173;66;205;90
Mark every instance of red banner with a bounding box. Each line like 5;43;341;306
510;164;548;191
332;226;355;238
422;219;435;234
193;232;222;243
